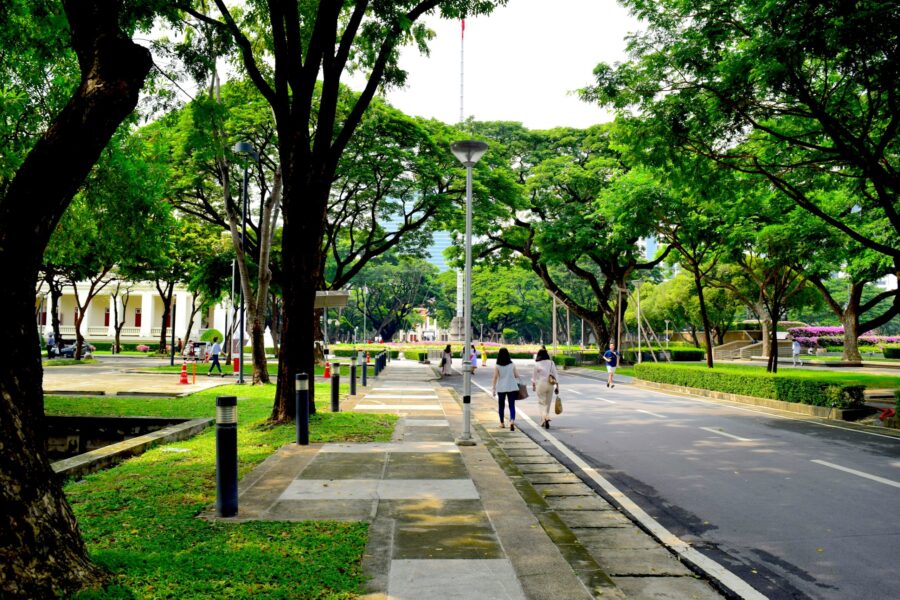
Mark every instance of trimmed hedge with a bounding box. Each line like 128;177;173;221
884;345;900;359
671;348;705;361
633;364;866;409
553;355;576;367
200;329;222;342
92;342;156;353
895;390;900;412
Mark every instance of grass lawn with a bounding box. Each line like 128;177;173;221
583;364;635;377
145;363;370;378
43;358;98;367
632;362;900;389
47;384;396;599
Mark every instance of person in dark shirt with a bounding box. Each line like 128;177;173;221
602;342;620;388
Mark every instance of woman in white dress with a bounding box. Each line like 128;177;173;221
440;344;453;377
531;347;559;429
491;347;521;431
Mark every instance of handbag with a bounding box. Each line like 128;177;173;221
517;383;529;400
554;394;563;415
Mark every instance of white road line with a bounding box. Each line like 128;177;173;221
567;389;583;395
600;398;617;404
636;409;666;418
811;460;900;489
700;427;755;442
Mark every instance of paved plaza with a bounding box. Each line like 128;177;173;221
232;360;725;599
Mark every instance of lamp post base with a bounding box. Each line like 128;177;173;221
454;437;477;446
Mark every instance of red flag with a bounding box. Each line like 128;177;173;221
461;19;465;39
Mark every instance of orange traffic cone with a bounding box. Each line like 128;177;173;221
323;361;331;379
178;360;189;385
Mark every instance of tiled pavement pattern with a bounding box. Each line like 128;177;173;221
234;360;724;599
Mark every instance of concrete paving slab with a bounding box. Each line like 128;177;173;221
355;404;443;411
387;559;524;600
522;473;583;485
509;455;560;464
379;499;489;526
298;453;386;480
503;448;550;457
573;526;663;550
613;575;723;600
393;523;503;559
42;371;228;397
545;496;616;511
401;419;449;427
377;387;437;392
397;429;455;443
279;479;479;501
386;453;469;479
364;394;440;400
516;463;570;474
264;499;374;521
532;482;597;497
559;509;633;528
592;547;694;577
321;442;458;454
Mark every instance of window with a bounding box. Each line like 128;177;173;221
135;308;142;327
104;308;110;327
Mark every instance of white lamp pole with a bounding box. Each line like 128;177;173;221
232;141;258;384
636;280;643;364
451;140;488;446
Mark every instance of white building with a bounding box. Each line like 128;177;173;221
34;280;255;347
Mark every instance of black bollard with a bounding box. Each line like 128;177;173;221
375;353;381;376
350;357;357;396
331;362;341;412
295;373;309;446
362;354;368;387
215;396;238;517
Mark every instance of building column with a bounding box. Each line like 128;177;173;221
175;291;189;338
107;295;117;336
139;292;154;337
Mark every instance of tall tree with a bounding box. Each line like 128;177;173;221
0;0;154;595
583;0;900;283
173;0;507;421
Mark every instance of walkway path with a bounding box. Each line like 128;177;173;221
234;360;731;599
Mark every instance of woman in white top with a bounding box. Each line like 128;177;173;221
441;344;453;377
491;347;522;431
531;347;559;429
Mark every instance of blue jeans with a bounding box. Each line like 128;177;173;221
498;390;517;422
209;354;222;374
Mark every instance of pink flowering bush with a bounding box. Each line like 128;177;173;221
789;326;900;348
136;344;151;352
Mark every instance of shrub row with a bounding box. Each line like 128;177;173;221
633;364;866;409
332;348;400;359
884;345;900;359
553;355;577;367
621;348;705;363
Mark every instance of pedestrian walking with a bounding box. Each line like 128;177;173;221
208;336;224;377
441;344;453;377
47;332;55;359
532;347;559;429
491;348;522;431
480;343;488;367
603;342;619;388
469;347;478;374
791;340;803;366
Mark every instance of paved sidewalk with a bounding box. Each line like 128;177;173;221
233;360;728;599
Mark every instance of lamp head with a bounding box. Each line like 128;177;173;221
232;141;259;161
450;140;489;166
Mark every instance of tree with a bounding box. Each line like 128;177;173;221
0;0;154;595
173;0;507;422
584;0;900;283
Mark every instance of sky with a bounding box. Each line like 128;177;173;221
349;0;642;130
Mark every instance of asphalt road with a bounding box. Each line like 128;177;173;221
449;359;900;600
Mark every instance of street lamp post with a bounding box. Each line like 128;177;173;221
232;141;258;384
450;139;488;447
635;280;643;364
665;319;670;350
362;285;368;343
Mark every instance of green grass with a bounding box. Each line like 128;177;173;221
92;350;156;356
633;362;900;388
43;358;98;367
48;384;396;599
145;363;369;378
583;364;636;377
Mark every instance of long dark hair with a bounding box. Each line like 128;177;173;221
535;348;550;361
496;347;512;366
444;344;451;353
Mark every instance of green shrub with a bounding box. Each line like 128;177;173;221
633;364;865;409
671;348;705;361
895;390;900;412
883;344;900;359
553;355;576;367
200;329;222;342
403;350;420;360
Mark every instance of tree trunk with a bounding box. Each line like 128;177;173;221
272;177;328;422
250;313;269;384
0;0;152;594
692;269;715;368
156;283;173;353
760;317;772;358
841;310;862;363
768;311;780;373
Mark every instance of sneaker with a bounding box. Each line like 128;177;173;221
221;373;226;377
611;383;615;388
510;422;516;432
606;382;610;388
